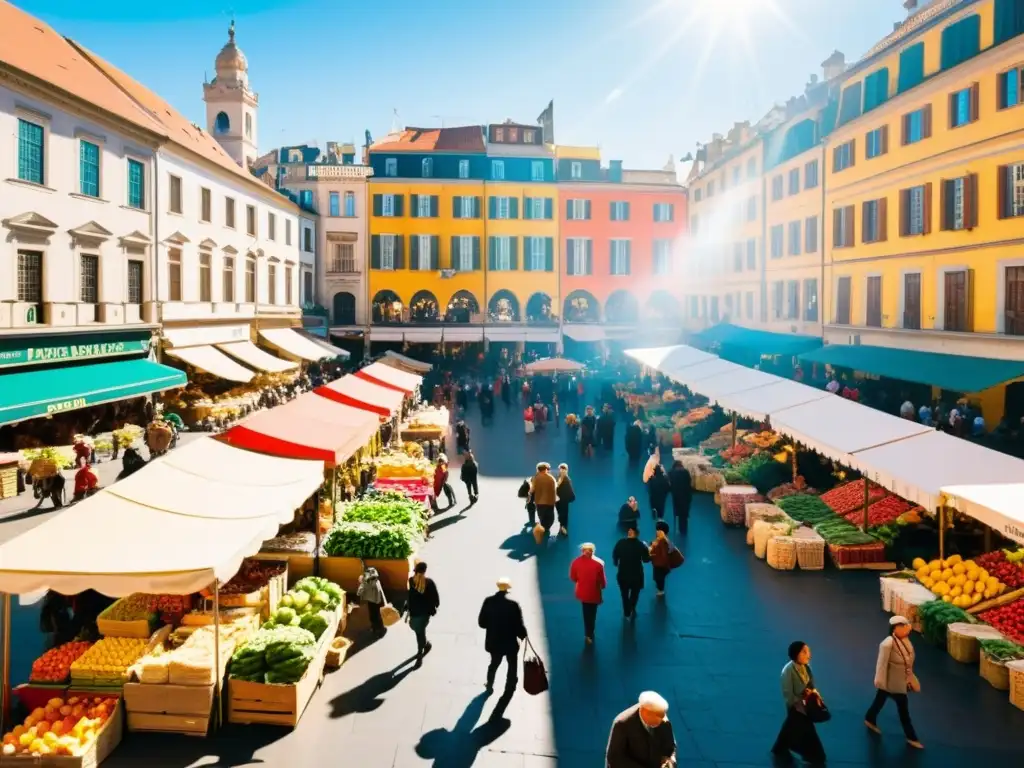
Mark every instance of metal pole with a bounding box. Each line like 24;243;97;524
938;505;946;562
213;580;221;731
862;478;870;533
1;593;10;734
317;484;327;578
730;412;737;449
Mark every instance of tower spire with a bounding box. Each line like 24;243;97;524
228;18;235;43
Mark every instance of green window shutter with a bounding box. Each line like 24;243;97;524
524;199;532;221
609;201;616;220
566;199;572;219
394;195;404;216
410;234;420;267
431;195;439;217
523;238;533;271
625;241;632;274
410;194;418;217
584;200;592;220
585;240;593;274
565;239;575;275
473;237;481;270
431;236;440;269
545;238;554;272
624;202;631;220
453;197;462;218
451;235;460;267
488;236;496;269
372;194;382;216
371;234;381;268
510;237;519;270
545;198;553;220
395;235;405;268
509;197;519;219
488;196;497;219
473;196;481;218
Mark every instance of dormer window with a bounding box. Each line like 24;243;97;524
494;127;505;142
289;150;301;162
524;130;535;144
509;127;518;142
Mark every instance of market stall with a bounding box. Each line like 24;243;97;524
625;345;716;376
523;358;585;374
380;350;432;374
257;328;338;363
355;362;422;398
314;375;405;420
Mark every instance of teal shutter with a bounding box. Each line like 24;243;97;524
453;197;462;218
584;200;592;220
566;199;572;219
509;197;519;219
395;236;405;268
609;201;616;220
544;198;553;220
410;234;420;267
394;195;404;216
372;194;383;216
625;241;632;274
473;196;481;218
510;237;519;270
668;204;674;221
585;240;593;274
488;236;496;269
624;202;631;220
545;237;554;272
431;236;440;269
371;235;381;268
410;194;418;218
451;236;460;267
431;195;439;217
472;237;481;270
488;196;497;219
523;238;533;271
524;199;532;221
565;239;575;275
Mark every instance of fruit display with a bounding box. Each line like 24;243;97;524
718;443;754;463
979;601;1024;644
228;625;318;684
401;441;424;458
918;599;974;645
322;521;415;559
742;431;781;450
205;559;286;597
1;695;119;757
841;496;912;528
775;494;836;525
820;479;887;516
263;577;343;641
70;637;148;684
974;550;1024;589
29;641;92;683
912;554;1008;607
374;453;433;480
677;406;713;426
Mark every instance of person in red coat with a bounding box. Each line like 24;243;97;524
432;456;455;511
73;461;98;500
569;542;607;644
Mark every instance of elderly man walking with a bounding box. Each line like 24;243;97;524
477;577;527;695
606;691;677;768
570;542;606;644
531;461;557;538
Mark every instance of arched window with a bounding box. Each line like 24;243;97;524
244;113;253;139
333;292;356;325
214;112;230;134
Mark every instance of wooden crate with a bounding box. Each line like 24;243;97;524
226;610;338;727
0;696;123;768
96;616;155;639
366;556;415;593
0;464;18;500
126;712;208;737
319;557;363;593
123;681;213;736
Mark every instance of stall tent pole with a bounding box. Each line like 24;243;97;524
317;484;327;578
862;479;870;533
938;505;946;562
730;413;737;449
1;593;9;734
213;580;221;731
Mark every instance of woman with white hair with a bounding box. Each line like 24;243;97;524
569;543;606;644
605;690;676;767
555;463;576;537
865;615;923;748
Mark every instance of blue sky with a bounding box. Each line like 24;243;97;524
21;0;902;170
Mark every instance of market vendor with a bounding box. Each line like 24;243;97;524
73;459;99;500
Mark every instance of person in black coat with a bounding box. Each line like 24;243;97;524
461;452;479;504
478;578;528;695
455;421;471;454
624;420;644;463
407;562;440;661
606;692;677;768
668;460;693;534
647;464;671;521
612;524;650;619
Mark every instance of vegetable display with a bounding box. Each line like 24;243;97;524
263;577;342;642
228;625;317;684
842;496;911;528
912;555;1008;607
322;521;415;559
30;641;92;683
974;551;1024;589
978;638;1024;662
767;478;817;501
374;454;433;480
341;494;426;533
918;600;974;646
775;494;835;525
819;479;886;516
979;600;1024;645
215;559;287;595
813;518;878;546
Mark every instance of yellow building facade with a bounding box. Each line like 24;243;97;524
823;0;1024;358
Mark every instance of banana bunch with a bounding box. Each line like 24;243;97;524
1003;548;1024;564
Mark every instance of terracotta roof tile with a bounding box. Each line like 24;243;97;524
434;125;484;152
0;1;166;137
371;128;440;152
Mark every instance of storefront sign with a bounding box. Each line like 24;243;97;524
0;333;152;368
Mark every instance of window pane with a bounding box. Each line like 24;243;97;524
18;119;44;184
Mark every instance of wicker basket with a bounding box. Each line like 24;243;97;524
946;623;1005;664
795;539;826;570
325;636;352;670
746;527;755;546
767;536;797;570
745;502;781;528
980;651;1011;691
28;457;58;479
720;485;759;526
753;521;790;559
1008;661;1024;711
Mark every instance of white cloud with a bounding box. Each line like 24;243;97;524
605;87;624;104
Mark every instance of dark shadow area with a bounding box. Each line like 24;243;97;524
327;654;419;718
415;692;511;767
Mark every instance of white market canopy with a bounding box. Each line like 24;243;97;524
523;357;585;374
381;350;432;373
715;379;833;421
0;438;323;597
625;345;716;376
686;366;780;402
217;340;298;373
660;358;741;388
259;327;336;362
940;483;1024;546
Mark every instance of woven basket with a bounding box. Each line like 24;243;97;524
1008;662;1024;711
745;502;781;528
746;527;755;546
946;624;1005;664
29;458;58;479
753;521;790;559
795;539;825;570
767;536;797;570
980;651;1011;691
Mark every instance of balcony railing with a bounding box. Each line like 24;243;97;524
327;258;360;274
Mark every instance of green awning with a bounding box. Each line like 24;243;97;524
798;345;1024;393
0;358;187;425
691;323;822;356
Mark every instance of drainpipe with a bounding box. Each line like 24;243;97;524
153;150;162;328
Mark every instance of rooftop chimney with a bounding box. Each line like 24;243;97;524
822;50;846;82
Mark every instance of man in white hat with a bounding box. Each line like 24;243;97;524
477;577;527;696
606;690;677;767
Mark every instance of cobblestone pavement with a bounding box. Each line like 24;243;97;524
15;404;1024;766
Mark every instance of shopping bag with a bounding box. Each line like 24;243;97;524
532;524;546;545
380;604;401;627
525;421;535;434
668;544;685;570
522;637;548;695
802;688;831;723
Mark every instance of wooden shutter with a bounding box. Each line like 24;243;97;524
923;104;933;138
878;197;888;241
409;194;418;218
430;196;439;217
565;239;575;275
488;197;497;219
997;165;1009;219
585;239;593;274
545;238;554;272
965;268;975;331
523;238;533;272
510;237;519;270
370;234;381;269
544;198;553;220
861;202;871;242
970;82;980;121
845;205;855;246
372;194;382;216
899;189;909;235
488;237;496;270
410;234;419;267
624;202;631;220
625;241;632;275
394;235;405;268
880;125;889;155
450;236;460;268
965;173;978;229
395;195;405;217
948;92;957;128
431;236;440;269
584;200;592;220
452;197;461;218
923;182;933;234
940;179;949;230
901;114;908;145
472;237;481;270
566;199;573;219
849;138;856;167
509;197;519;219
833;208;842;246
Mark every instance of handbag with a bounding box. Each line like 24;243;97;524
521;637;549;695
667;543;684;569
893;639;920;693
380;604;401;627
802;687;831;723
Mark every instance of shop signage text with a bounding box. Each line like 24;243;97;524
0;337;150;368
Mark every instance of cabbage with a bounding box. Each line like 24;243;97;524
274;606;296;625
290;591;310;611
298;610;331;640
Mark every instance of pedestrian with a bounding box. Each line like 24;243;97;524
551;393;560;429
605;690;677;768
531;462;557;537
455;420;471;454
461;451;479;504
478;577;527;695
518;478;536;527
864;615;923;748
649;521;679;596
523;404;535;434
569;542;606;644
406;561;440;662
432;455;456;511
618;496;641;527
625;420;644;463
580;406;597;457
356;565;386;637
643;446;660;483
647;464;670;521
555;462;576;537
668;460;693;535
772;641;826;764
612;524;650;619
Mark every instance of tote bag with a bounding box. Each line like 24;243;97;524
802;688;831;723
522;637;549;695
